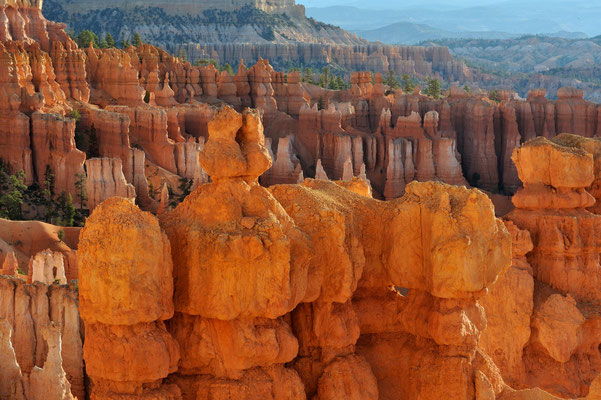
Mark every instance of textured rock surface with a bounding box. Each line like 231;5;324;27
478;136;601;397
78;197;178;398
479;221;534;387
0;0;599;208
29;249;67;285
0;276;83;400
85;157;136;211
78;197;174;326
0;319;26;400
29;323;75;400
74;107;523;400
4;1;601;397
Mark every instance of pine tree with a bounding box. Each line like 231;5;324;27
318;74;327;88
177;48;187;62
132;32;143;47
105;33;116;48
121;39;131;48
489;89;502;103
57;192;75;227
328;75;340;90
222;62;234;75
335;76;345;90
401;74;415;93
320;67;330;88
75;30;99;49
384;70;400;90
74;173;88;211
169;178;194;208
43;166;57;223
303;67;313;84
425;78;441;99
0;170;27;220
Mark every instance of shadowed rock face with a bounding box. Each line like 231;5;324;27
0;277;83;400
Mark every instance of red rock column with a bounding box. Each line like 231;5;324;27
160;106;309;398
78;198;180;399
504;136;601;396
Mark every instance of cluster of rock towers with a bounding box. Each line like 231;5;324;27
2;0;601;398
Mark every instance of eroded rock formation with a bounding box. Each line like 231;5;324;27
0;276;82;400
3;1;601;399
2;0;601;211
78;197;179;398
479;136;601;398
72;106;570;400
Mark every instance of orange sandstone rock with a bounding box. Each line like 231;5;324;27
167;314;298;378
78;198;174;325
78;198;179;398
385;182;511;299
501;136;601;397
550;133;601;214
161;107;309;320
479;221;534;386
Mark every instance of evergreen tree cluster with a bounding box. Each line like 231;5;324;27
191;57;235;75
489;89;502;103
309;67;348;90
71;30;143;49
0;161;87;227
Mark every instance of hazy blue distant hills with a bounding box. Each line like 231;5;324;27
426;35;601;74
306;1;601;38
300;0;501;10
356;22;588;45
357;22;515;44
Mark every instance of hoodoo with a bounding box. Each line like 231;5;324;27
0;0;601;398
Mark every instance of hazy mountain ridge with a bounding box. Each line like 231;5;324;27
428;36;601;74
429;35;601;102
306;1;601;38
355;22;588;46
357;22;517;44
